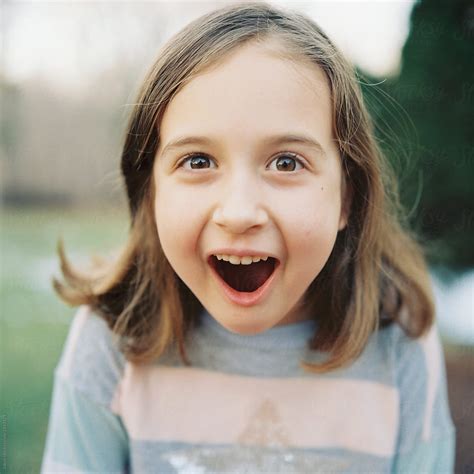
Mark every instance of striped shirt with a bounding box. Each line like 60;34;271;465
41;305;455;473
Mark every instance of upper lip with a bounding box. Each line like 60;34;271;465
207;249;279;261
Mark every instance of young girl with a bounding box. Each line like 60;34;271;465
41;2;455;473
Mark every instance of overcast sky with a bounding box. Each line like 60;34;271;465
2;0;416;93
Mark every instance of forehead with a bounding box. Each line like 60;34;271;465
158;40;334;150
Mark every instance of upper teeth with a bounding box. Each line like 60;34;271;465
214;254;269;265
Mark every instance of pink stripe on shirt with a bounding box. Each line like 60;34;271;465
111;364;399;457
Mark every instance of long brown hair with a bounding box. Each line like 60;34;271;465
54;1;434;373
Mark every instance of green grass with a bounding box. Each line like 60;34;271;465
0;205;128;473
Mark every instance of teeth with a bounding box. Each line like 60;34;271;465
214;254;269;265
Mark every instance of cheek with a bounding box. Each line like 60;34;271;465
279;185;341;235
293;214;339;257
154;184;205;266
279;187;341;268
154;205;199;285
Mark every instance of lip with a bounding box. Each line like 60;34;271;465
208;255;280;307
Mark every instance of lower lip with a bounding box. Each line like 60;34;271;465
209;260;280;307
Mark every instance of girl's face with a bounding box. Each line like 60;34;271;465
153;40;349;335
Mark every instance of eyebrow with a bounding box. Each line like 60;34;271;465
159;133;327;158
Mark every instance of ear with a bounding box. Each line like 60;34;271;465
338;172;352;231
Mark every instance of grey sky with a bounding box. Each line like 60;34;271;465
2;1;415;93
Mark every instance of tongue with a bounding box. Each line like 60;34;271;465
218;259;275;292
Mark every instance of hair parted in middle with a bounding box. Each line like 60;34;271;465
54;1;434;373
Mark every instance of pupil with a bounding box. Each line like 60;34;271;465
190;156;209;169
276;157;296;171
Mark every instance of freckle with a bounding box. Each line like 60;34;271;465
321;186;324;191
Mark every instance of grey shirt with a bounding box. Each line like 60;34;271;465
41;305;455;473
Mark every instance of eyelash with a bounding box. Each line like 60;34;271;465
176;152;306;172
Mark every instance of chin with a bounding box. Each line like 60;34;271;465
221;318;272;336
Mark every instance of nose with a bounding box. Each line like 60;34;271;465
212;173;269;234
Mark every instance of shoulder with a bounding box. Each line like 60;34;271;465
367;315;444;384
54;305;126;408
389;319;446;397
387;319;455;450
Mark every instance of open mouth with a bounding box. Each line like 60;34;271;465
209;256;279;293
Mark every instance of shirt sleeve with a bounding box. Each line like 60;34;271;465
391;321;456;473
41;374;129;474
41;306;130;473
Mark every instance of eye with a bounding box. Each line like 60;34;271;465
268;153;305;172
178;153;215;170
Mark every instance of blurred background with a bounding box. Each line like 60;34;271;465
1;0;472;472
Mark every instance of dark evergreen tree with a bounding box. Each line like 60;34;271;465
362;0;474;269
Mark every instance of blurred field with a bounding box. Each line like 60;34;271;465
0;206;472;472
1;205;128;472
